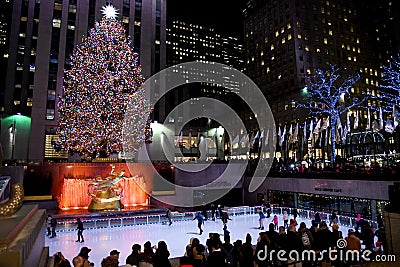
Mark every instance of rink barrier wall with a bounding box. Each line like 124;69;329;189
51;206;377;233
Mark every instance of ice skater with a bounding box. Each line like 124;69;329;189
221;210;231;227
272;214;278;230
193;212;205;235
76;217;84;243
283;210;289;229
257;208;265;230
166;208;173;226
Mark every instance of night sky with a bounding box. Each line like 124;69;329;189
167;0;244;37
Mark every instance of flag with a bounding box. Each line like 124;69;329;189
342;126;348;142
303;121;307;142
309;119;314;140
186;131;192;149
288;124;293;143
259;129;264;147
252;131;259;147
313;119;321;134
277;127;282;147
265;129;269;145
292;123;298;143
346;112;351;130
393;105;399;129
336;117;342;143
240;133;248;148
175;131;183;146
354;110;359;129
208;129;217;146
372;120;380;132
232;134;240;147
321;117;329;131
366;108;371;130
385;120;394;133
379;107;384;130
279;126;286;147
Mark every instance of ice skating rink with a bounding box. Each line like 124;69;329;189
46;212;358;266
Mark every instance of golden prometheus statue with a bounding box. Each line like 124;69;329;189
87;165;125;211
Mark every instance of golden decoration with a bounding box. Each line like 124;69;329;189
0;183;24;216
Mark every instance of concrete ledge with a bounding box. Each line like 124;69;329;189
0;205;39;250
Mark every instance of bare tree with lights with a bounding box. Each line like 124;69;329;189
380;52;400;110
57;5;150;158
295;65;369;163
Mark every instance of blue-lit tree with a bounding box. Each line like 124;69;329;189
381;53;400;108
380;52;400;110
295;65;369;163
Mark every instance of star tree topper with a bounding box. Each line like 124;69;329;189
101;4;119;19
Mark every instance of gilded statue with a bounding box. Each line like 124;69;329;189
87;165;125;211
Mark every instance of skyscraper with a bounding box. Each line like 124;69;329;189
243;0;399;125
1;0;166;162
162;20;244;122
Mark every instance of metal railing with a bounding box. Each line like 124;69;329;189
54;206;376;232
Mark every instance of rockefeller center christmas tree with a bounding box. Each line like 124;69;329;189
57;5;150;158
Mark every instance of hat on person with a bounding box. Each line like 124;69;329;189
110;249;120;256
332;224;339;230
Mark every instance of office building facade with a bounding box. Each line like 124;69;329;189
243;0;399;125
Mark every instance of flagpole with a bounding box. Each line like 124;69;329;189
11;118;16;161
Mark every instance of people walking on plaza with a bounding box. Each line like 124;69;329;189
50;215;57;238
193;212;205;235
46;214;53;236
257;208;265;230
76;218;84;243
283;210;289;229
272;214;279;230
166;208;173;226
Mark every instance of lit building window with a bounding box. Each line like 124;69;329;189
305;46;309;51
287;23;291;29
316;48;321;52
275;31;279;37
281;27;285;33
288;34;292;40
271;44;274;50
324;38;328;44
53;19;61;28
282;37;286;44
329;30;333;35
297;34;302;39
261;60;264;65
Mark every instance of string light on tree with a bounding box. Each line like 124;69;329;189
57;5;150;157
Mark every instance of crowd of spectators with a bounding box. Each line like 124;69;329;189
53;211;386;267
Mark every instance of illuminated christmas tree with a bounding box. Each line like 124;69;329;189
57;5;150;157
